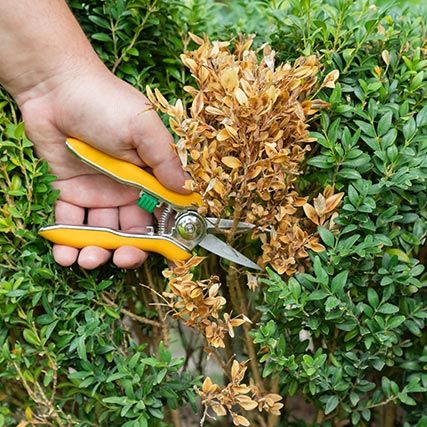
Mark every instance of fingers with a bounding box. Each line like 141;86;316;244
52;200;84;267
76;207;118;270
52;201;151;270
113;203;152;268
130;109;192;194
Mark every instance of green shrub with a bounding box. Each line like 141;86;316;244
0;2;201;425
0;0;426;426
253;0;427;425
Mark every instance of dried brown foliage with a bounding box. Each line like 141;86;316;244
302;184;343;227
147;34;341;275
162;257;249;350
197;359;283;426
151;34;343;426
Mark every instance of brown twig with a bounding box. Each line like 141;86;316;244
229;266;265;393
143;263;170;346
101;294;161;328
170;409;182;427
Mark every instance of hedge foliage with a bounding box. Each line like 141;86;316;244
0;0;426;426
253;1;427;425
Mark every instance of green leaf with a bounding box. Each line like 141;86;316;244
403;118;416;141
331;271;348;295
378;303;399;314
352;412;361;425
405;319;421;336
338;168;361;180
354;120;376;137
104;306;120;319
388;316;405;329
313;256;329;285
88;15;110;29
23;329;39;346
377;112;393;136
399;393;416;406
318;226;334;247
102;396;130;405
386;248;410;263
367;288;379;309
325;395;339;415
148;407;164;419
307;155;333;169
381;128;397;146
156;368;167;384
416;106;427;127
159;341;172;363
362;409;371;421
77;336;87;361
349;392;360;407
307;290;329;300
325;296;340;312
92;33;113;42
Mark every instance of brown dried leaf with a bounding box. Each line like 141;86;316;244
236;395;258;410
222;156;242;169
322;69;340;89
220;68;239;92
382;49;390;66
232;414;250;426
191;91;204;117
234;87;248;104
303;203;319;225
231;360;240;382
189;32;205;46
212;404;227;416
217;128;230;141
325;192;344;214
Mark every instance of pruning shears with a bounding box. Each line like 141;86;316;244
39;138;261;270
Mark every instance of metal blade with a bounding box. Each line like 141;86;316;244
205;217;256;231
198;234;262;270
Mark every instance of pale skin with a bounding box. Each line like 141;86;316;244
0;0;190;269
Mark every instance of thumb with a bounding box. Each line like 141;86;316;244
130;108;191;194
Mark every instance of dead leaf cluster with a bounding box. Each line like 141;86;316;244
197;359;283;426
302;185;343;227
147;34;341;275
162;257;249;350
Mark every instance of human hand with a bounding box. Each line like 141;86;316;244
17;64;189;269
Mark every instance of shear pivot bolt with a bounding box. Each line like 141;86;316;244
175;213;205;241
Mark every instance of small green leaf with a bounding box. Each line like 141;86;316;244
104;306;120;319
318;226;335;247
77;336;87;361
102;396;130;405
23;329;39;346
331;271;348;295
354;120;376;137
367;288;379;308
416;106;427;127
399;393;416;406
403;118;416;141
325;395;339;414
314;256;329;285
325;296;340;311
349;392;360;407
377;112;393;136
307;290;329;300
378;303;399;314
92;33;113;42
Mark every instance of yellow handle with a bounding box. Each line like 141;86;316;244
39;225;192;263
66;138;203;209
